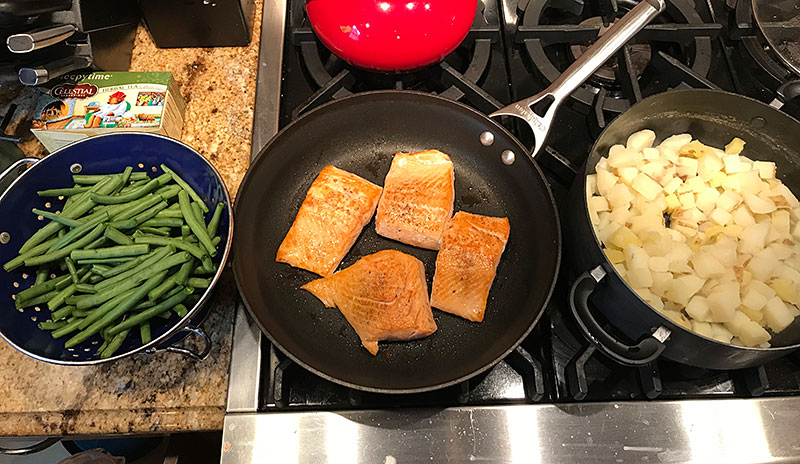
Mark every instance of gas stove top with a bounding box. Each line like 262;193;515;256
222;0;800;462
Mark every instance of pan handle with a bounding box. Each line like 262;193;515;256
163;326;212;360
0;157;38;192
777;80;800;105
569;266;670;366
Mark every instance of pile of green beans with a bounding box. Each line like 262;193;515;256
4;165;224;359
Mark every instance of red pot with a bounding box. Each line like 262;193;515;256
306;0;478;72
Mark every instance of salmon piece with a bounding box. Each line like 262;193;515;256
375;150;455;250
301;250;437;355
430;212;510;322
276;165;382;276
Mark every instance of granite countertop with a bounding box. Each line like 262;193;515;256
0;1;262;437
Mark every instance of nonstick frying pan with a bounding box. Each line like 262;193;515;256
233;0;666;392
233;91;560;393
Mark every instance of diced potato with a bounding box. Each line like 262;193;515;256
769;243;793;260
596;221;622;245
690;252;726;278
724;137;745;155
705;238;738;267
672;224;698;238
773;183;800;208
663;179;683;196
635;287;664;311
613;263;627;279
685;295;711;321
642;147;660;160
697;154;724;182
596;168;618;196
771;278;798;305
722;154;741;173
772;210;791;236
624;244;650;269
608;206;633;225
743;191;776;214
763;296;795;333
586;174;598;197
793;222;800;241
722;224;744;238
747;250;778;281
710;323;734;344
716;190;742;212
617;166;639;185
740;170;767;194
627;266;653;288
741;287;769;311
753;161;776;179
696;187;721;213
685;176;706;193
692;320;715;338
626;129;656;152
739;321;770;347
631;173;662;201
738;222;770;254
606;183;635;209
732;206;756;227
724;311;751;338
678;192;696;209
707;282;740;322
659;133;693;151
708;171;727;188
680;140;715;158
661;309;691;330
709;207;732;226
597;156;609;170
676;157;699;178
649;256;670;273
610;225;643;249
608;144;643;168
739;305;764;323
588;196;610;213
604;248;625;264
748;280;777;299
651;272;672;297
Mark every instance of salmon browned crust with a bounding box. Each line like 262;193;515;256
375;150;455;250
276;165;383;276
430;212;510;322
301;250;437;355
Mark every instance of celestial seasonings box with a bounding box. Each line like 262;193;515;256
31;71;185;152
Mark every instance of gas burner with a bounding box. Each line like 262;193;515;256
514;0;722;116
287;0;508;120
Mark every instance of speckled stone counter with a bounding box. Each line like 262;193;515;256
0;2;263;437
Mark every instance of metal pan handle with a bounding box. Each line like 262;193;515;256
0;157;38;195
163;326;212;360
490;0;665;159
569;266;670;366
0;438;60;455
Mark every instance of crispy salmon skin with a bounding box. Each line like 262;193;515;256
375;150;455;250
301;250;437;355
430;212;510;322
276;165;382;276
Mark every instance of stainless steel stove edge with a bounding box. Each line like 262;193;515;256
221;396;800;463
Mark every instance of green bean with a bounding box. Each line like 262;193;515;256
73;308;92;317
109;201;168;229
207;202;224;237
134;300;156;311
164;284;191;300
73;172;149;184
47;283;76;311
139;218;183;228
139;226;170;236
201;255;215;273
65;257;79;284
133;235;206;260
191;202;204;224
104;226;133;245
119;166;133;187
51;317;85;338
95;249;161;279
212;236;220;247
51;305;75;321
90;177;162;204
148;274;178;301
3;237;60;271
83;252;187;307
67;271;167;347
193;264;213;275
16;289;58;309
35;269;49;285
180;225;191;238
37;185;91;197
31;209;83;228
24;224;105;267
38;320;68;330
179;191;215;256
154;184;182;200
161;164;207;211
94;247;175;291
74;288;137;330
70;244;149;261
175;259;194;286
48;211;108;252
76;257;132;265
13;271;69;302
100;328;131;359
75;283;96;293
91;264;111;275
187;277;211;289
17;177;115;254
89;274;103;284
108;286;190;335
173;303;189;318
83;236;107;250
139;322;151;344
96;340;108;355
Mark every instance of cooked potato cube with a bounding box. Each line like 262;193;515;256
678;192;696;209
709;207;733;226
586;174;598;196
604;248;625;264
685;295;711;321
606;183;635;208
596;168;618;196
741;287;769;311
738;222;770;254
588;195;610;213
690;252;727;278
696;188;721;213
710;323;734;344
739;321;770;347
610;226;643;249
680;140;714;158
596;221;622;245
642;147;660;160
723;311;751;338
732;206;756;227
660;309;691;330
697;154;724;182
722;154;741;173
773;183;800;208
676;157;699;178
631;173;662;201
747;251;778;281
608;206;633;225
739;305;764;323
771;278;798;305
649;256;670;273
613;263;627;279
724;137;745;155
743;191;776;214
793;222;800;241
627;266;653;288
707;282;740;322
608;145;643;168
650;272;672;297
716;190;742;212
617;166;639;185
763;296;794;333
753;161;776;179
772;210;791;236
692;320;715;338
626;129;656;152
748;280;777;299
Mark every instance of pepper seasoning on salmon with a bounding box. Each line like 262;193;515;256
301;250;437;355
276;165;382;276
430;212;510;322
375;150;455;250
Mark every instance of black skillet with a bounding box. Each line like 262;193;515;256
232;0;665;392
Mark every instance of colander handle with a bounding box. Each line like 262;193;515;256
0;157;39;195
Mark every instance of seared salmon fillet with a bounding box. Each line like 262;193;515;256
301;250;437;355
276;165;382;276
375;150;455;250
430;212;510;322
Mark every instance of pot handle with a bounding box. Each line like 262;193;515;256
0;157;38;192
0;437;60;455
569;265;670;366
163;326;211;360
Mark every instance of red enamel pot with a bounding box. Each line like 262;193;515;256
306;0;478;72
